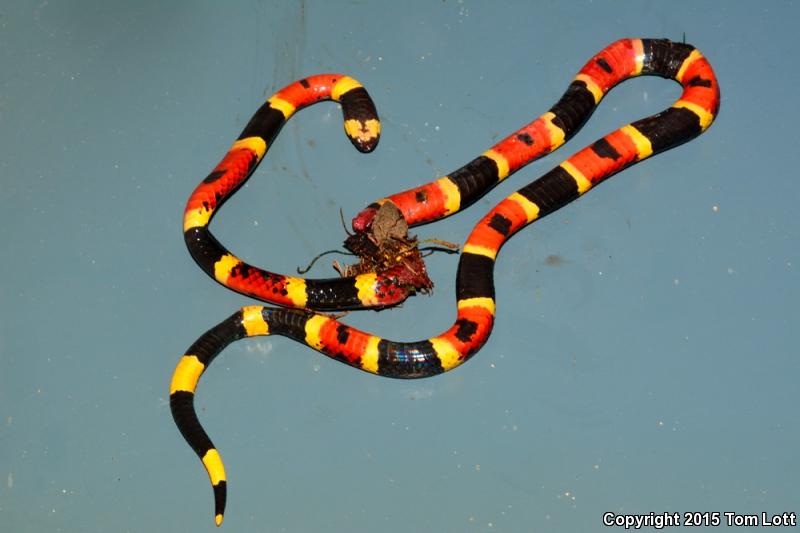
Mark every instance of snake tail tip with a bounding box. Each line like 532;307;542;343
215;513;223;526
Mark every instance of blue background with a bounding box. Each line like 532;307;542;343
1;1;797;531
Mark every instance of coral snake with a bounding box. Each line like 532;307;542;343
171;38;720;525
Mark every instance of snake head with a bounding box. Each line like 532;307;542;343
351;204;380;232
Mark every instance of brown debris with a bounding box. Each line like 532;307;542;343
334;202;434;293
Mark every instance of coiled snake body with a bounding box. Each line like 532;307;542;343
171;38;720;525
